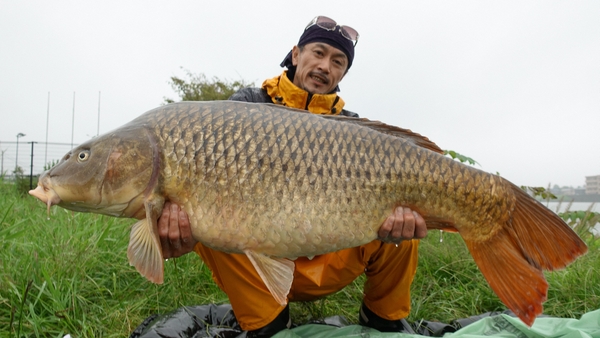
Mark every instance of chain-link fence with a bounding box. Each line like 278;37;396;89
0;141;75;185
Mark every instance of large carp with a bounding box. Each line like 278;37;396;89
30;101;586;326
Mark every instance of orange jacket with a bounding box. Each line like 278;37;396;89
262;71;346;115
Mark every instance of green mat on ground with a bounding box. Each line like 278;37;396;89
274;309;600;338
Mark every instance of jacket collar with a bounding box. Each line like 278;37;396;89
262;71;345;115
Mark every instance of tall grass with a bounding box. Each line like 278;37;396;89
1;180;599;337
0;182;226;337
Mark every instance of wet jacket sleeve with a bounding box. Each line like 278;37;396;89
229;87;272;103
341;109;359;118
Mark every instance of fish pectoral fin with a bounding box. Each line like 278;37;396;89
127;194;165;284
127;219;164;283
244;250;294;306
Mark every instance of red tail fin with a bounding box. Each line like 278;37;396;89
464;183;587;326
508;184;587;270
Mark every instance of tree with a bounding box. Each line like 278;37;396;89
164;68;254;103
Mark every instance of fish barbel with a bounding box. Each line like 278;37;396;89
29;101;586;326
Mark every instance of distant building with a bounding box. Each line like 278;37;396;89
586;175;600;194
561;187;576;196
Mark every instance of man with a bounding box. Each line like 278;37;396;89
158;16;427;336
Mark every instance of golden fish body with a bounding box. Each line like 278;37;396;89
160;105;508;257
30;101;586;326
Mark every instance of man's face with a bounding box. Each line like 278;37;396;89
292;42;348;95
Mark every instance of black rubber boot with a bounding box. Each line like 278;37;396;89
358;303;416;333
246;305;291;337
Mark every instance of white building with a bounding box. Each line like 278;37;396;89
585;175;600;194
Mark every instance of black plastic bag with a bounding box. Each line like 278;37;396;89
130;303;518;338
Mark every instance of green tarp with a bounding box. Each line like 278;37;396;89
274;309;600;338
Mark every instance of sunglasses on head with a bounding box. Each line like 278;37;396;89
305;16;359;46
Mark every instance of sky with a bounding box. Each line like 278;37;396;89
1;0;598;188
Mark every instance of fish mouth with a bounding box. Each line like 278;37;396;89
30;180;134;218
29;185;61;216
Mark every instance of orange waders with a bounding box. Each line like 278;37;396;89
193;239;419;331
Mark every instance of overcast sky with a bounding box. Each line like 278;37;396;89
1;1;598;188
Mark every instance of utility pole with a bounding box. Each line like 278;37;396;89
15;132;25;174
1;145;5;176
45;91;50;164
97;91;101;136
29;142;37;190
71;91;75;148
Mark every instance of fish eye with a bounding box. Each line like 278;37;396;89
77;150;90;162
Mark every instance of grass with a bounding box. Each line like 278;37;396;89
1;180;599;337
1;181;227;337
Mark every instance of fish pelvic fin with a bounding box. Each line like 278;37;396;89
127;194;165;284
244;250;294;306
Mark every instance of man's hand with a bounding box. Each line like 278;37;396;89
378;207;427;244
158;202;198;259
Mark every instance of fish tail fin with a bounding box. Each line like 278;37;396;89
464;229;547;326
508;183;587;270
464;183;587;327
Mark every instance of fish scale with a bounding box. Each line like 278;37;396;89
30;101;587;326
145;103;498;257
